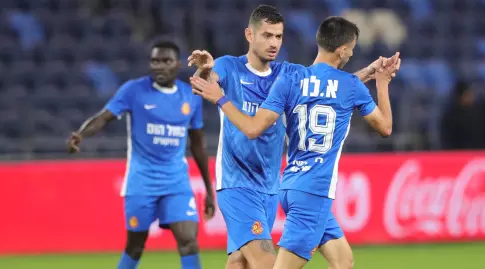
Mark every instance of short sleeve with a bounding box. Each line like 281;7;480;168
260;75;291;115
213;56;231;89
353;78;376;117
190;95;204;130
104;80;135;117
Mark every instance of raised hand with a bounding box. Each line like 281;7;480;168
375;52;401;84
187;50;214;70
190;76;224;104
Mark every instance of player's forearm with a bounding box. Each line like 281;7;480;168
77;116;108;138
220;102;263;139
354;67;373;83
190;142;213;194
194;68;214;81
375;82;393;137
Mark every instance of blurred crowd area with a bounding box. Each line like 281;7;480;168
1;0;485;160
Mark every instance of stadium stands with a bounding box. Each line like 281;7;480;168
1;0;484;159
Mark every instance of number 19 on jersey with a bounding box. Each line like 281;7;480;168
293;77;337;154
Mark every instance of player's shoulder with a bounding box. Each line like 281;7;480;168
215;55;238;65
277;63;308;81
120;76;150;90
327;67;358;82
273;61;306;73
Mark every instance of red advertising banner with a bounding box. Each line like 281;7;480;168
1;151;485;254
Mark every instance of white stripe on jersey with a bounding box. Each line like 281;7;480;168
215;109;225;190
120;113;132;196
328;115;352;199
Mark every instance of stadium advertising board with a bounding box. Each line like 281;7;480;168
1;151;484;254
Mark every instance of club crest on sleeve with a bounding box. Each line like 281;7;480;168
129;216;139;228
251;221;264;235
181;102;191;115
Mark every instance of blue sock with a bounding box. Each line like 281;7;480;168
181;254;202;269
117;252;139;269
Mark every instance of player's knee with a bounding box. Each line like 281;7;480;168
241;240;276;269
226;251;248;269
125;241;146;260
125;231;148;260
177;236;199;256
328;256;354;269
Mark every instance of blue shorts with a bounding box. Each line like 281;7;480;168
217;188;278;254
124;193;199;231
278;190;344;261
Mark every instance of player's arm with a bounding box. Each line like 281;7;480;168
77;110;116;138
355;61;399;137
191;74;290;139
67;81;133;153
354;53;400;83
189;51;228;85
362;82;393;137
221;104;279;139
187;96;215;219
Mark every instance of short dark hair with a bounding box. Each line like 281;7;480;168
316;16;359;52
151;40;180;58
249;5;284;26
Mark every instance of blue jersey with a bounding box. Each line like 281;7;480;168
261;63;376;199
213;55;298;194
104;76;204;196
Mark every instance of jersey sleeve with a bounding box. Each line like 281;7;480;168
353;77;377;117
260;75;292;115
104;80;135;117
213;56;231;89
190;95;204;130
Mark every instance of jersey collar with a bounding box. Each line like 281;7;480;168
241;55;272;77
152;81;178;94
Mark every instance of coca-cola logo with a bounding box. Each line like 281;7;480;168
384;159;485;239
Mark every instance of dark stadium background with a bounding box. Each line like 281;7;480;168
1;0;484;268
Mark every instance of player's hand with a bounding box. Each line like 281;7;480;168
190;76;224;104
367;52;401;80
187;50;214;70
67;132;83;153
375;52;401;84
204;192;216;221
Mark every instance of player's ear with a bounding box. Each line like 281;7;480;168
245;27;253;43
336;46;345;59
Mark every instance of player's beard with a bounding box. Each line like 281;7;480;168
257;51;276;63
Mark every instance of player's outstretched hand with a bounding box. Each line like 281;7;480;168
190;76;224;104
187;50;214;69
375;52;401;84
204;193;216;221
67;132;82;153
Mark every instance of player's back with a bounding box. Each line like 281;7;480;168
214;55;296;194
279;63;375;199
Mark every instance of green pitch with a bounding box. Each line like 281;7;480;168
1;243;484;268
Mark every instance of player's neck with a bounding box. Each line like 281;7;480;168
246;52;271;73
313;51;340;69
154;81;175;88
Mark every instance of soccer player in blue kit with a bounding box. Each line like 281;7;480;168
188;5;399;269
66;40;215;269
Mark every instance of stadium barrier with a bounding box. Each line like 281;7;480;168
1;151;485;254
